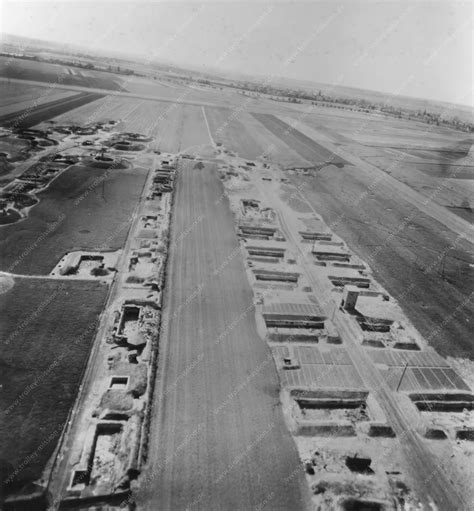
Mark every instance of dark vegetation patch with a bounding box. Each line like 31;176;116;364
0;164;147;274
0;278;108;498
0;208;21;224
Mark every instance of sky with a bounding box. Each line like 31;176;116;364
1;1;473;106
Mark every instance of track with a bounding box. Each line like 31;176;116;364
0;91;104;129
140;160;309;511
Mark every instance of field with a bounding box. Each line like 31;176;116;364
0;81;78;116
282;107;474;221
204;106;309;166
277;77;474;124
252;113;348;167
0;163;147;274
141;160;309;510
251;110;473;360
0;56;126;91
3;83;470;356
196;102;474;360
0;277;108;493
0;91;104;129
0;69;473;508
280;162;473;359
204;106;263;159
47;96;213;155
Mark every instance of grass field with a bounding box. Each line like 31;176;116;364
0;277;108;493
206;106;309;166
37;95;143;128
46;97;213;154
204;106;263;159
282;108;474;220
0;56;126;91
46;96;184;152
0;91;104;129
253;113;349;166
0;81;77;116
0;163;147;274
179;105;213;154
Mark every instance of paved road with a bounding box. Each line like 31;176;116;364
139;161;309;511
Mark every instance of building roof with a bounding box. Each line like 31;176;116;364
312;241;349;255
245;240;287;249
261;302;324;318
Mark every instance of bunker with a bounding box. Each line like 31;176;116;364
262;302;326;329
117;304;141;339
299;231;332;241
342;286;360;311
356;316;393;333
246;244;285;259
410;392;474;412
253;269;299;283
329;275;371;289
341;499;384;511
239;224;277;240
312;241;351;262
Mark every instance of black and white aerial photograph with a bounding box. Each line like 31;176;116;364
0;1;473;510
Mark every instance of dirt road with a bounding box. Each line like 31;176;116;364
139;161;309;510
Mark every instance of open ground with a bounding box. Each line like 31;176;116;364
0;163;147;274
0;277;107;492
0;58;473;510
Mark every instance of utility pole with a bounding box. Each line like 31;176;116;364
396;361;409;392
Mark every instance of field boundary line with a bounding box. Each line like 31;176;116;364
201;105;216;147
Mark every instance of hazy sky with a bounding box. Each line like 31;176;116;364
1;1;473;106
